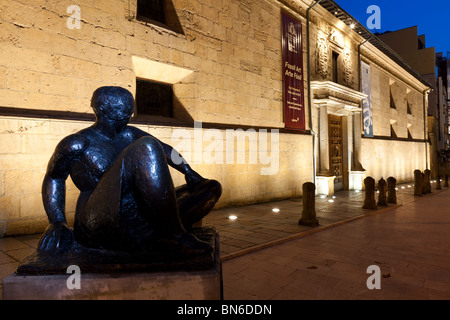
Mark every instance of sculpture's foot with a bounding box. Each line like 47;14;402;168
153;232;213;257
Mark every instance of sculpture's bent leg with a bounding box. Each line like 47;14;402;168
77;136;212;256
176;179;222;229
122;136;184;236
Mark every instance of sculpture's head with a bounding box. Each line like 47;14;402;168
91;86;135;131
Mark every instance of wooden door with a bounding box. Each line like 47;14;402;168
329;115;343;191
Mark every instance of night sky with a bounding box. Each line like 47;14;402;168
333;0;450;55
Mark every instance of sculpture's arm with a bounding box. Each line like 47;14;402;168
42;134;88;222
39;134;88;253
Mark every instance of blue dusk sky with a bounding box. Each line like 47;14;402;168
333;0;450;55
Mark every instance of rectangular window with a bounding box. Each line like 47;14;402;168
332;52;339;83
407;101;412;114
390;124;397;138
135;79;173;118
137;0;166;24
390;91;396;109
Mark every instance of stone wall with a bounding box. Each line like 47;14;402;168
0;0;299;126
368;63;425;139
0;0;429;236
361;138;427;183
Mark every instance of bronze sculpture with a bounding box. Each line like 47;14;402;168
37;86;222;262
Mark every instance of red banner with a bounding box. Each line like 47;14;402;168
282;12;305;131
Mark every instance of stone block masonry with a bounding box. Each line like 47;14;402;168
0;0;431;237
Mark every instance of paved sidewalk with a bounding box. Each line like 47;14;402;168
222;187;450;300
204;181;420;260
0;179;447;299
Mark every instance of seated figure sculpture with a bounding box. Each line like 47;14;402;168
38;86;222;259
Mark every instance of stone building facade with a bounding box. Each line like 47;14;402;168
378;26;449;179
0;0;431;236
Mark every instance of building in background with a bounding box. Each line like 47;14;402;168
0;0;431;237
378;26;449;178
436;52;450;166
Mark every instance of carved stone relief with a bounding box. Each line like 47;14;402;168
343;48;353;87
328;27;344;48
316;32;329;79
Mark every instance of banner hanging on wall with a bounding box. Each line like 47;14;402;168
282;12;305;131
361;61;373;137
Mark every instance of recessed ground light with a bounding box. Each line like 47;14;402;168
401;186;405;189
228;215;238;220
332;196;336;199
328;199;334;203
408;185;412;188
320;195;327;199
272;208;280;213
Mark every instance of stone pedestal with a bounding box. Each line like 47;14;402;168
349;171;365;191
3;263;222;300
362;177;377;210
299;182;319;227
316;175;335;196
414;170;423;196
387;177;397;204
377;178;387;206
3;228;222;300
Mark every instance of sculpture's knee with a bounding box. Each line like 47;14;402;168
128;136;165;160
206;179;222;201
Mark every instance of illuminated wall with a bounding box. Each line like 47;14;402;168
0;0;429;236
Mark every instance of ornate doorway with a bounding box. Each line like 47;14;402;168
329;114;343;191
